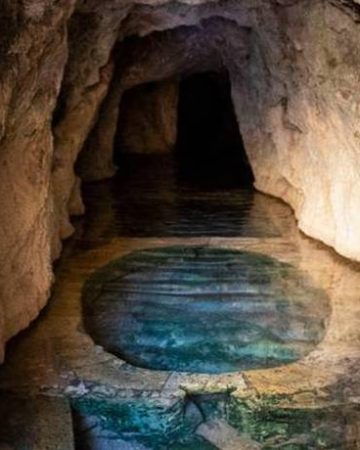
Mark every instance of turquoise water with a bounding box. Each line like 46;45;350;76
76;156;338;448
73;393;360;449
82;246;329;374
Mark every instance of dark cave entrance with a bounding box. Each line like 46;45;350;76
79;71;262;238
175;71;254;188
113;71;254;190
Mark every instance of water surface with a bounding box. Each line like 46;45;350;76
82;246;330;373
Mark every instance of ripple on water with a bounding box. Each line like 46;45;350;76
82;246;330;374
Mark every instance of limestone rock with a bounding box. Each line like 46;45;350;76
77;78;178;181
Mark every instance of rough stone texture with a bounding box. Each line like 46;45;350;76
231;0;360;262
115;79;178;155
1;167;360;447
0;395;74;449
196;420;262;450
82;19;248;181
51;2;130;246
78;79;178;180
1;0;360;359
0;0;76;361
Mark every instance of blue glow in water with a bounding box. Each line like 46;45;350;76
73;394;360;450
82;246;330;374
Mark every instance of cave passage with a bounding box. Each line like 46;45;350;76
175;71;254;188
80;71;265;239
113;70;254;189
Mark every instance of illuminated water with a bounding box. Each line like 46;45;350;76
2;155;360;449
75;156;344;448
73;393;360;449
82;246;329;374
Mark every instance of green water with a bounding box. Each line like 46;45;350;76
73;393;360;449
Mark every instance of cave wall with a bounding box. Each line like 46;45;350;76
51;1;130;250
111;80;178;156
1;0;360;360
230;0;360;261
0;0;76;361
79;20;235;181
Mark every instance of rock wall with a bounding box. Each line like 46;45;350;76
1;0;360;360
51;1;130;249
82;79;178;173
110;0;360;261
0;0;76;361
230;0;360;261
116;79;178;155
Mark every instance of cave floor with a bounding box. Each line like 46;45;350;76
1;156;360;449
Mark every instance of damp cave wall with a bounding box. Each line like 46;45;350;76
1;0;360;360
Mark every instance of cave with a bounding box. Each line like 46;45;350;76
113;70;254;188
2;1;360;449
83;70;259;239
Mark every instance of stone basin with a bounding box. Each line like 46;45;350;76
82;246;330;374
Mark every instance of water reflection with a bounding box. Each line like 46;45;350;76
2;156;360;449
79;155;282;242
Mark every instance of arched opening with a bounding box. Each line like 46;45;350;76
87;70;262;238
3;3;360;449
113;71;254;190
79;71;270;238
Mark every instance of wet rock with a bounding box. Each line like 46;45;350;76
0;0;76;361
78;78;179;182
196;420;262;450
81;0;360;265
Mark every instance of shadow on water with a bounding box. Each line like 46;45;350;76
79;72;278;242
79;155;282;243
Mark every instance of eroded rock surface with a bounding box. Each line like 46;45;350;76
0;0;76;360
116;79;178;155
1;0;360;358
